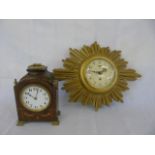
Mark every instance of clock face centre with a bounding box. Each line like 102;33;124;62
20;85;50;112
80;57;118;93
85;58;116;89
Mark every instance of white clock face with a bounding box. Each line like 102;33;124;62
85;58;116;90
21;85;50;112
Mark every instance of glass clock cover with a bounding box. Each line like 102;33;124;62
85;58;116;90
21;85;50;112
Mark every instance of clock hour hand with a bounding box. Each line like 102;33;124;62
99;68;107;74
26;92;36;100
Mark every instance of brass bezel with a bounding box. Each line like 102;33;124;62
20;84;51;112
80;56;118;93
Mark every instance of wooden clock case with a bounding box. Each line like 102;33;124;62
14;64;60;126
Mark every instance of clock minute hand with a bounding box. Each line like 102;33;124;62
34;89;39;100
91;68;107;75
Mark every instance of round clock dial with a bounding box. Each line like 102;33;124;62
85;58;116;89
21;85;50;112
80;57;118;92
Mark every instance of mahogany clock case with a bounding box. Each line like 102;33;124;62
14;68;59;124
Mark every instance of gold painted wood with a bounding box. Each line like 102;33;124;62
53;42;141;110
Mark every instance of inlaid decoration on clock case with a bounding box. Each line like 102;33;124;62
53;42;141;111
14;64;60;126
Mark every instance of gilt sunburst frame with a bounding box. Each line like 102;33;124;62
53;42;141;110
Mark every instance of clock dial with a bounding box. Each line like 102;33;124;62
85;58;117;90
21;85;50;112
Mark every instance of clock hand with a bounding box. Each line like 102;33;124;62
91;68;107;75
26;92;36;100
91;70;98;74
99;68;107;74
34;88;39;100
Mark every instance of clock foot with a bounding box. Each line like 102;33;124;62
57;110;61;116
16;120;25;126
51;120;59;126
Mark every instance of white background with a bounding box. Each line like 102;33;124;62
0;19;155;134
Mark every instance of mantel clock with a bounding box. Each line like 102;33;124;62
14;64;60;126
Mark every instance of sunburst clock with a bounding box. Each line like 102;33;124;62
53;42;141;110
